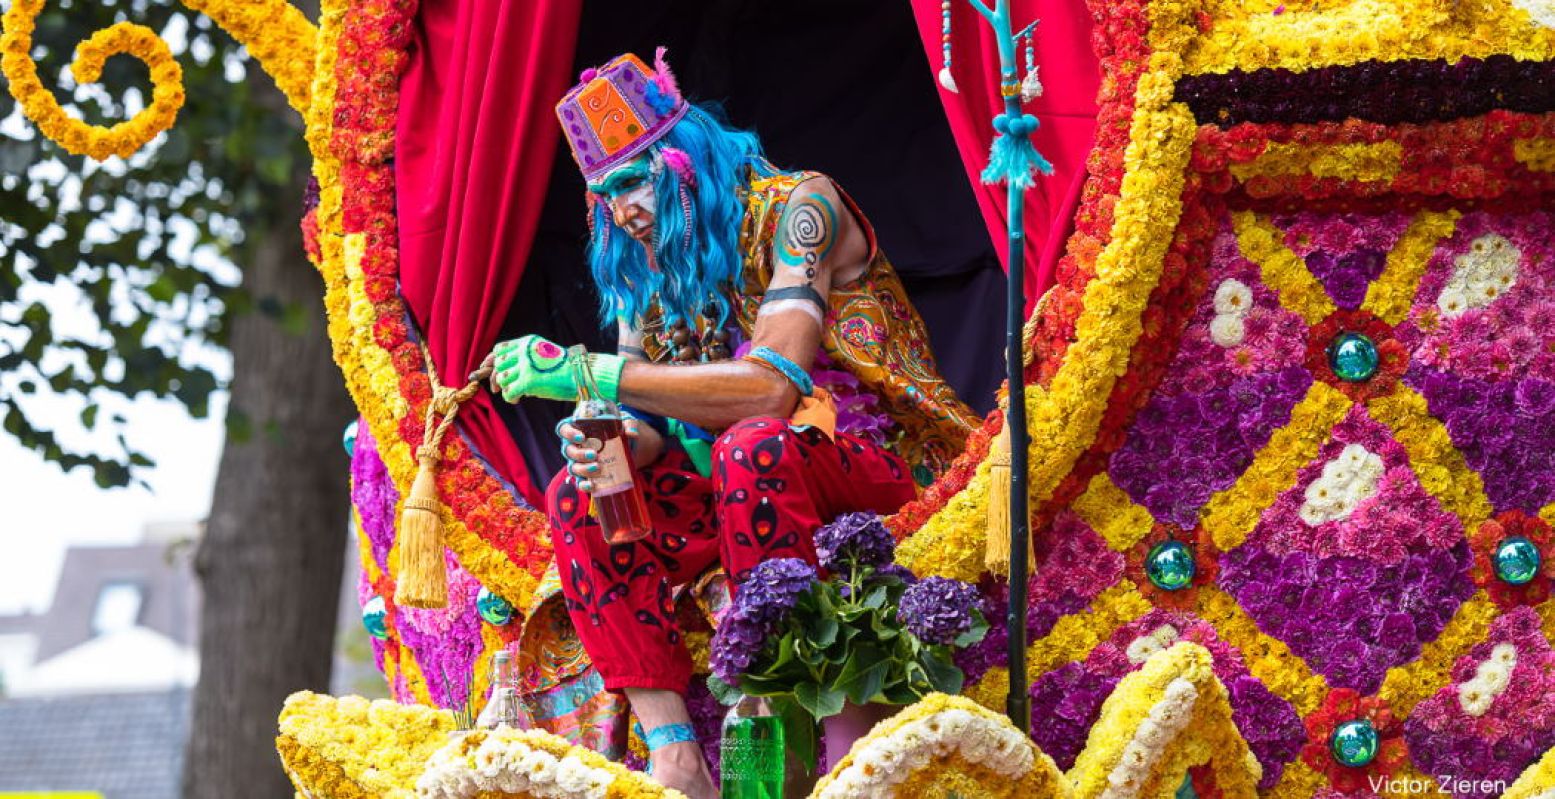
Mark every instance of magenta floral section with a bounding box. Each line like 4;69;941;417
1243;406;1462;562
349;418;397;573
1221;406;1473;692
1027;611;1305;788
397;552;487;710
1274;210;1411;309
1112;222;1311;528
1404;608;1555;799
1156;224;1309;397
956;512;1122;684
1404;211;1555;384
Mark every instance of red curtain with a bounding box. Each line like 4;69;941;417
909;0;1099;313
395;0;583;506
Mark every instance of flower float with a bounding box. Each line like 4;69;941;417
9;0;1555;794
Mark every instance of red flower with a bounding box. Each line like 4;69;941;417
1305;310;1408;403
1126;524;1220;611
1468;511;1555;608
1301;689;1407;794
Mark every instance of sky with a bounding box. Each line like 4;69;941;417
0;393;226;615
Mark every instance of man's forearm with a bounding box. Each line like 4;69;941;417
617;360;798;430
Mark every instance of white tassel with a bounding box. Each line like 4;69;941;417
938;66;959;93
1020;66;1044;103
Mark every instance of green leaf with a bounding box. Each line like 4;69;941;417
794;682;845;721
80;403;98;430
861;584;888;610
705;675;741;706
919;650;965;695
953;614;990;648
805;614;839;649
772;696;818;775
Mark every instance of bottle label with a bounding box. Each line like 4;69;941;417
585;436;635;497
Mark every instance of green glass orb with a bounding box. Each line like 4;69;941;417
362;595;388;640
477;587;514;626
1330;719;1379;767
1146;540;1197;591
1327;332;1380;383
1495;536;1542;586
343;419;359;457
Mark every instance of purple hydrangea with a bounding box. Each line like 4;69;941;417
870;563;918;585
814;512;896;571
899;576;981;645
709;558;817;683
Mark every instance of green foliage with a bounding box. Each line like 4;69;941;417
0;0;310;487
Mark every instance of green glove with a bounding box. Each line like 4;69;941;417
491;335;624;403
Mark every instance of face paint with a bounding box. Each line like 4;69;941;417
588;156;658;242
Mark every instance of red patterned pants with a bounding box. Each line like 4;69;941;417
546;417;916;692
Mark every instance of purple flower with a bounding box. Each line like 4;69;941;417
813;512;895;571
870;563;918;585
899;576;981;645
735;558;816;626
710;558;817;684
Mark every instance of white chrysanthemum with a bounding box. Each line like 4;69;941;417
1477;660;1511;694
473;745;504;778
1126;636;1163;664
555;756;595;794
519;749;558;783
1458;679;1494;717
1304;478;1339;504
1492;643;1519;666
1214;279;1254;316
1513;0;1555;29
1338;444;1371;470
1299;503;1332;527
1150;624;1180;647
1339;478;1374;507
1209;313;1246;347
1438;283;1471;317
582;769;613;799
1359;452;1385;480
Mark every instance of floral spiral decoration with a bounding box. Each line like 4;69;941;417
0;0;317;161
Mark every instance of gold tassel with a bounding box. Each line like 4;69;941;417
985;411;1035;577
985;416;1014;576
392;353;492;610
395;444;448;609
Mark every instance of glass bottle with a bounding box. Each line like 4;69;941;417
720;695;784;799
475;649;530;730
568;345;651;543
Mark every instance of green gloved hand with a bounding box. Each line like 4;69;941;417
490;335;624;403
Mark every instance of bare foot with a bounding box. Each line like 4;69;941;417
647;741;718;799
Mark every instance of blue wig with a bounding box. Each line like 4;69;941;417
586;104;778;333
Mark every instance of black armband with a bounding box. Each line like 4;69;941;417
760;284;828;315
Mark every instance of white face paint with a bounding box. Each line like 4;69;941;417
591;157;659;243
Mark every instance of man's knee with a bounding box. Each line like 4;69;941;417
712;417;801;484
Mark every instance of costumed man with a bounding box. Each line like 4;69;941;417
485;50;979;797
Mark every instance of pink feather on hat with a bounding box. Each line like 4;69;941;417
653;46;681;102
660;147;695;187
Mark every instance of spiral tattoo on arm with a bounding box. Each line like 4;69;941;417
776;193;837;279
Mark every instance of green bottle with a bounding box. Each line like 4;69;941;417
721;695;784;798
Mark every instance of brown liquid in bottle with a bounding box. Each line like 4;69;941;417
573;415;652;544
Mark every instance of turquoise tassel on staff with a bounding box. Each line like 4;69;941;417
982;112;1052;189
